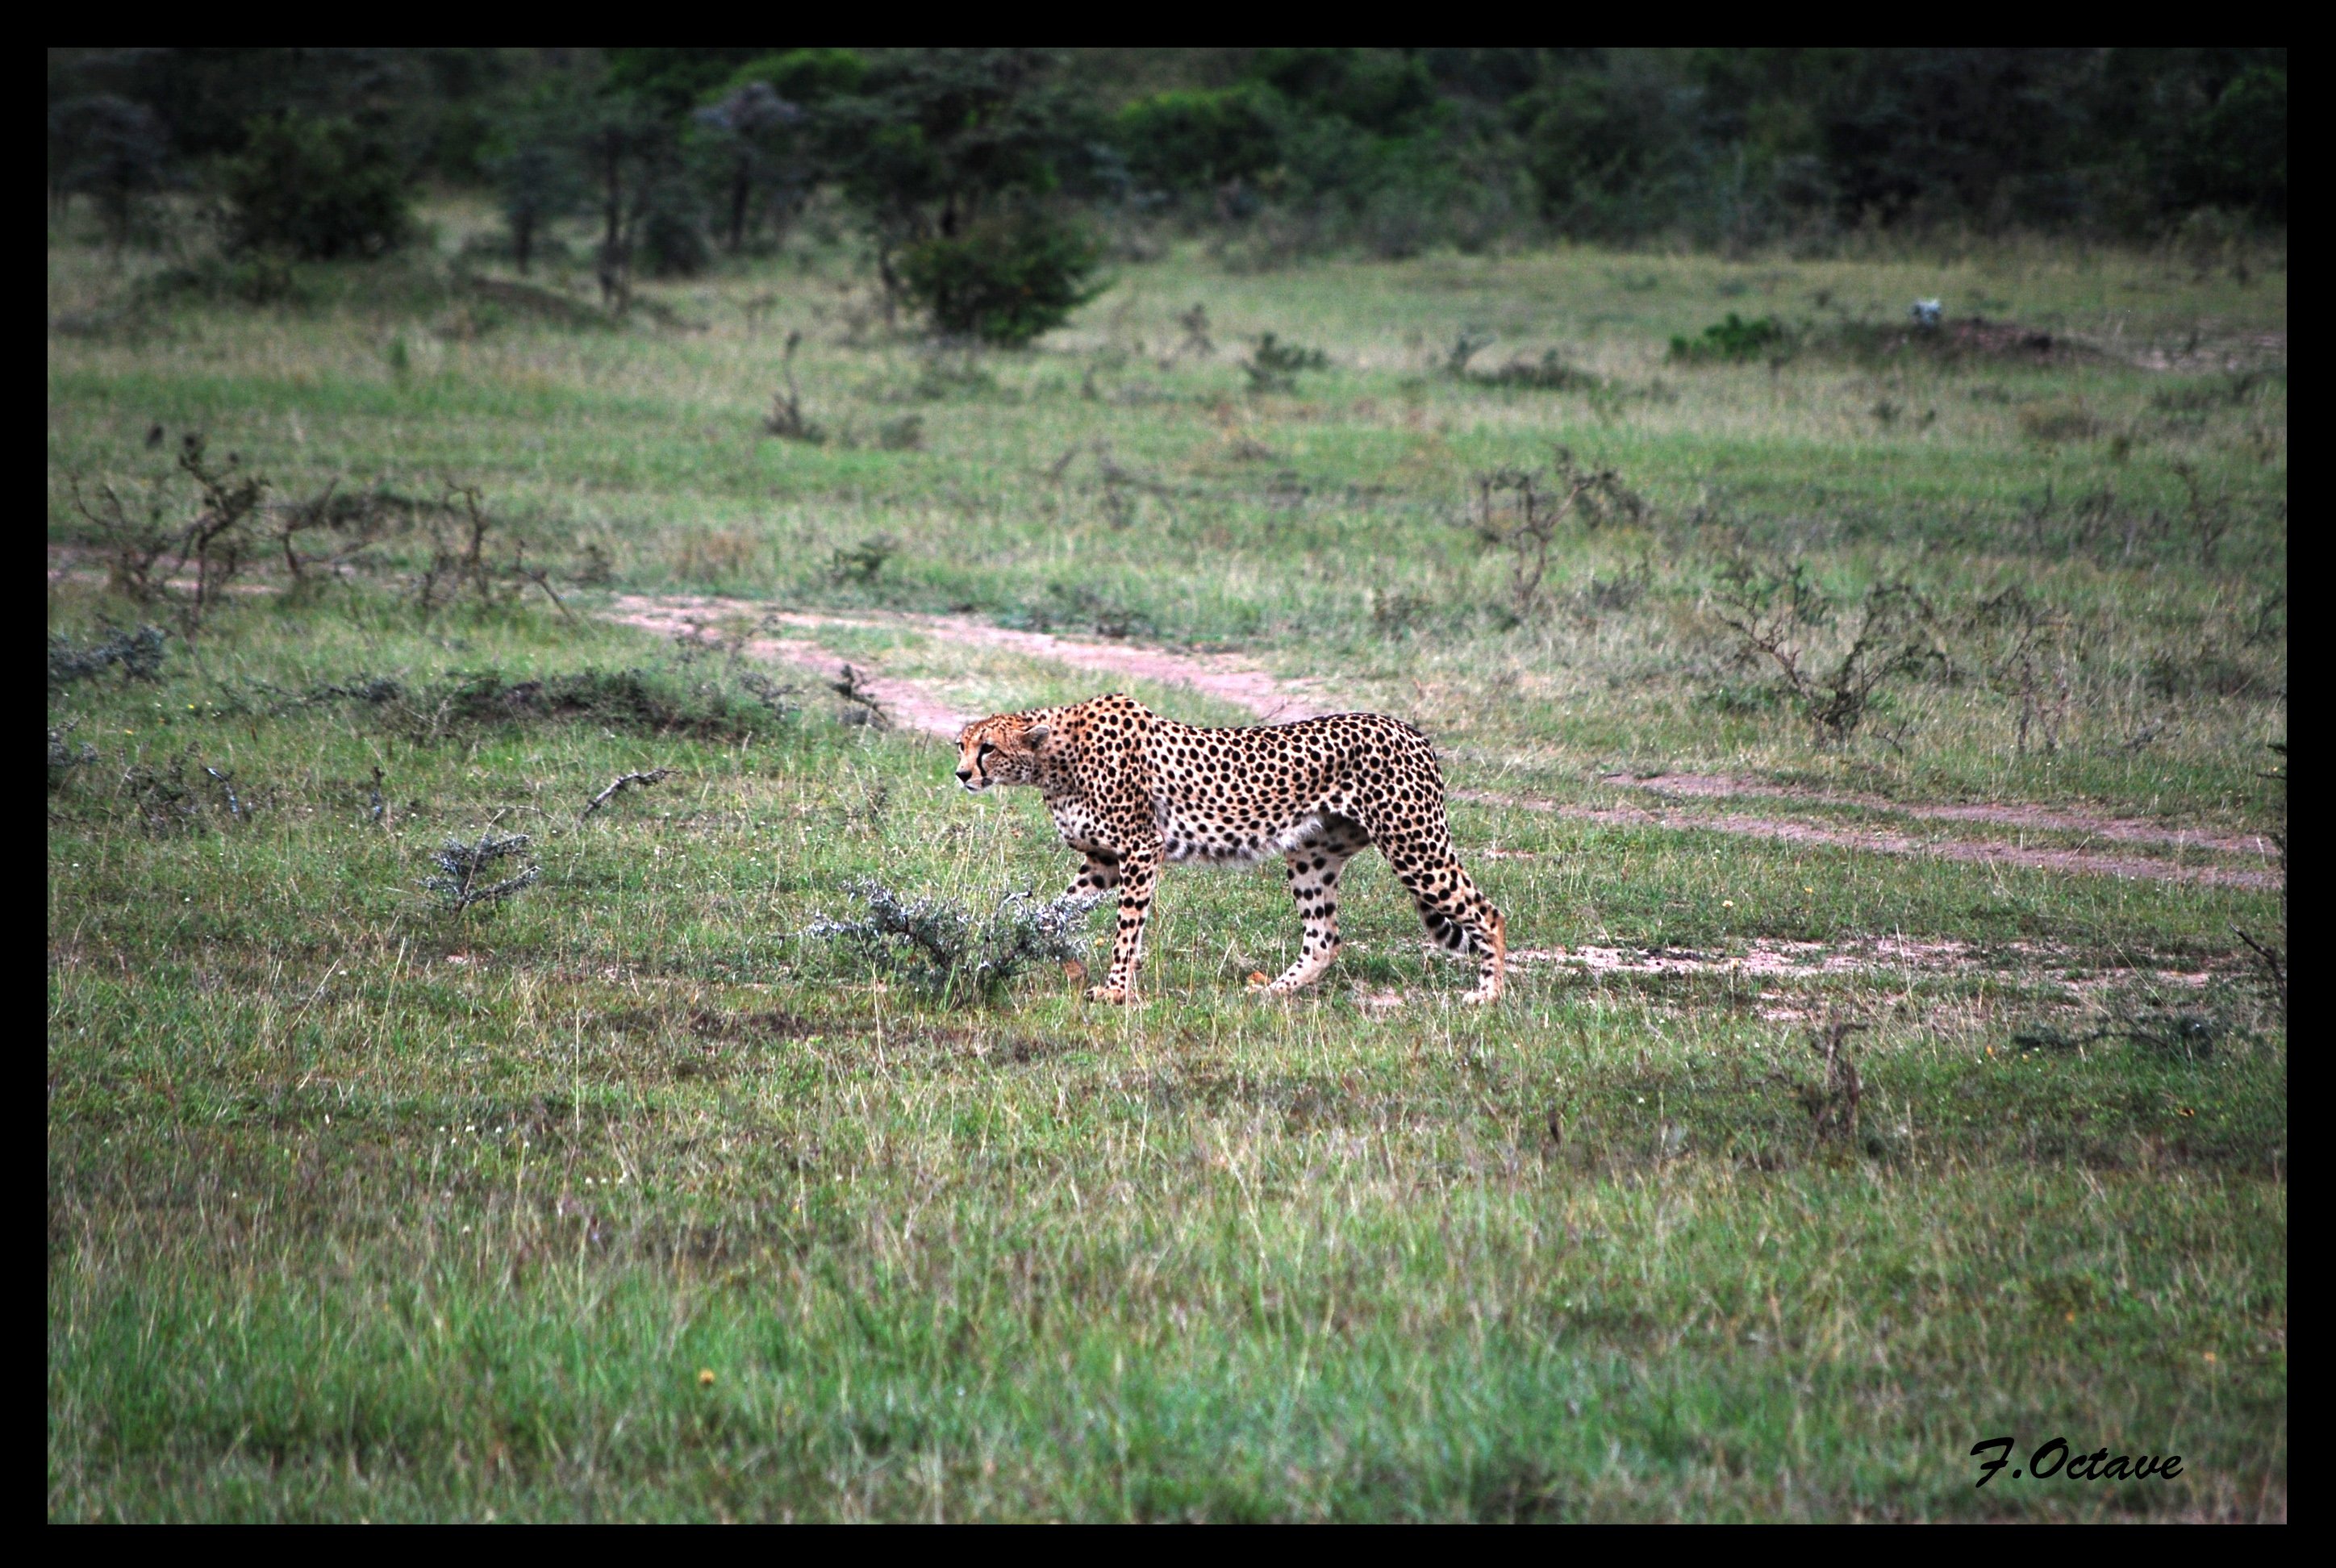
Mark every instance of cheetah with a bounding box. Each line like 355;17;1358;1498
954;693;1506;1004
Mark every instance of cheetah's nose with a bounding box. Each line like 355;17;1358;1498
955;769;973;783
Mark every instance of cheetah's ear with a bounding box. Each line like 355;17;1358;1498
1024;722;1052;749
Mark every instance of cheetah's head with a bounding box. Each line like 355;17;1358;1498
954;712;1052;792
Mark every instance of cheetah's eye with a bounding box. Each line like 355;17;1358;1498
977;740;994;757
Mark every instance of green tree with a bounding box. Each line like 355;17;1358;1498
222;111;412;260
2169;63;2286;223
1247;48;1441;137
895;208;1103;345
1517;53;1700;232
48;94;169;244
692;81;806;253
811;49;1107;340
1114;85;1280;192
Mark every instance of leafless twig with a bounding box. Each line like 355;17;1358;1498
510;542;576;620
2232;927;2286;1022
581;767;672;820
204;765;243;821
764;330;826;443
832;664;889;727
1798;1019;1866;1148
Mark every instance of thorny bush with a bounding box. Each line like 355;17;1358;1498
806;879;1099;1006
69;434;265;640
49;623;166;688
421;831;541;913
1466;448;1646;620
1242;333;1329;394
1708;554;1941;747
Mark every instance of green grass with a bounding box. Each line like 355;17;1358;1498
48;202;2284;1520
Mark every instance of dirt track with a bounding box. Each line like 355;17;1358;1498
608;592;2280;892
608;594;1336;733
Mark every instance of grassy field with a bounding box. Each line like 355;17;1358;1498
48;199;2284;1520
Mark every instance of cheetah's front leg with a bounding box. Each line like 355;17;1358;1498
1087;840;1159;1004
1065;849;1120;901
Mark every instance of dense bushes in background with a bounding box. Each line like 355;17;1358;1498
48;47;2287;282
221;111;413;260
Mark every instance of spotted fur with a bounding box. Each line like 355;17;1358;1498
955;693;1505;1003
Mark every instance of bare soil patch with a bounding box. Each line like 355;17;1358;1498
1460;788;2276;890
609;594;975;737
1601;771;2271;859
2130;330;2287;373
1348;935;2218;1019
1507;935;2209;987
608;594;1337;735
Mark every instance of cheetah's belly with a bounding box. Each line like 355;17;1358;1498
1158;807;1327;866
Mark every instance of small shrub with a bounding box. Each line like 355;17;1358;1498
633;177;712;277
878;414;926;451
911;344;1000;400
1693;680;1785;717
279;665;786;745
1243;333;1330;394
1472;351;1607;393
1445;330;1495;377
273;479;394;584
69;435;266;640
398;482;571;620
1955;586;2075;754
574;542;617;587
1448;332;1605;393
765;387;825;444
1032;582;1151;640
805;879;1099;1005
1708;556;1938;746
421;831;541;913
1796;1020;1865;1148
49;94;169;247
408;483;506;613
672;530;759;587
414;667;787;743
222;112;412;261
1174;303;1215;358
2150;368;2278;414
115;749;246;834
2142;648;2267;701
48;623;167;688
829;536;898;586
1369;589;1434;638
140;253;312;308
48;719;98;792
764;331;826;444
895;211;1104;347
1465;449;1646;619
119;751;203;834
2234;741;2286;1021
1577;559;1653;615
1669;312;1787;362
2017;400;2102;444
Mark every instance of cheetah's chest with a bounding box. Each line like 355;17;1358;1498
1042;791;1111;855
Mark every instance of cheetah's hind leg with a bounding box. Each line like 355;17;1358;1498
1465;906;1506;1004
1387;844;1506;1003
